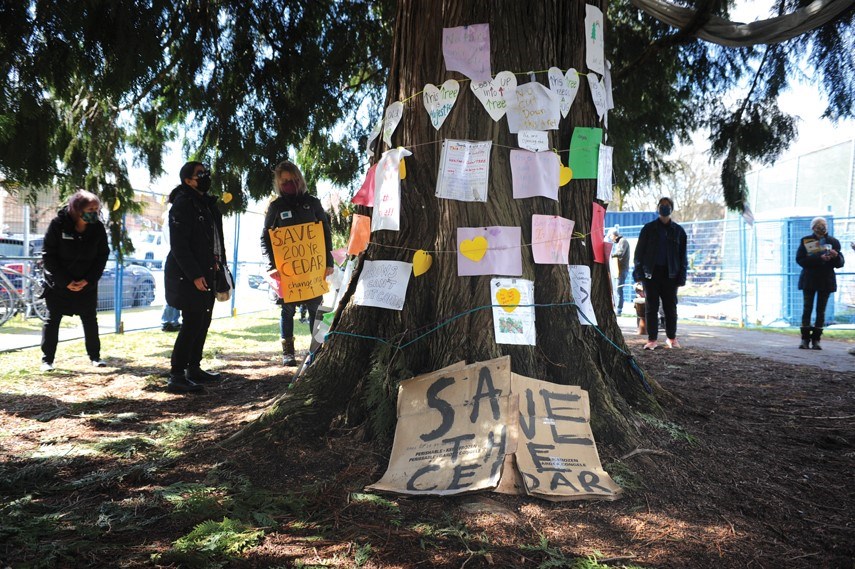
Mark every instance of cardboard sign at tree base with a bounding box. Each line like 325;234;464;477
366;356;622;501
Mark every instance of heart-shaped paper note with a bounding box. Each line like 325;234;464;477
221;191;233;204
460;236;489;262
382;101;404;146
587;73;608;121
399;157;407;180
112;198;121;211
496;288;521;312
412;249;433;276
470;71;517;122
423;79;460;130
559;161;573;186
547;67;580;118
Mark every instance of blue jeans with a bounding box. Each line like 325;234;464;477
161;304;180;325
280;297;322;338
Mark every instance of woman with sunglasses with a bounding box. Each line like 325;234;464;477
163;161;226;393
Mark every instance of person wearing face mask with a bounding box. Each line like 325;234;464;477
163;161;227;393
40;190;110;371
260;161;334;367
632;196;688;350
795;217;845;350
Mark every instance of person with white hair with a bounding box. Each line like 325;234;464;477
607;226;630;315
795;216;845;350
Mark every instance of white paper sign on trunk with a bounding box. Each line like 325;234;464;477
596;145;614;203
442;24;492;82
423;80;460;130
382;101;404;147
518;130;549;152
547;67;581;118
568;265;597;326
372;147;412;232
585;4;605;75
353;260;412;311
587;73;608;122
603;60;615;111
435;139;492;202
505;82;560;134
470;71;517;121
491;278;536;346
366;119;382;154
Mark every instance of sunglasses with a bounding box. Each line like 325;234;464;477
194;170;211;179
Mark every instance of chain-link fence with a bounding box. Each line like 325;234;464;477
3;186;855;353
613;216;855;328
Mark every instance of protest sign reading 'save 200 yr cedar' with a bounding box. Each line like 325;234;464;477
269;222;329;303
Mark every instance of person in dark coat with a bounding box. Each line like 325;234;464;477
40;190;110;371
260;161;333;366
164;162;226;393
632;196;688;350
795;216;845;350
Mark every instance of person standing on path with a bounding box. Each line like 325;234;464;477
164;162;226;393
608;226;630;316
633;197;688;350
795;217;845;350
260;161;334;367
40;190;110;371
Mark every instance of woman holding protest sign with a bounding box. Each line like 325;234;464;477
260;161;334;367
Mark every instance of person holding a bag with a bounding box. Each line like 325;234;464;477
164;161;227;393
260;161;333;366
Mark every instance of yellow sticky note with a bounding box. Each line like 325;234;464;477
412;249;432;276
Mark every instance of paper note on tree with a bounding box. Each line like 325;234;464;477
457;226;522;276
372;147;412;232
352;260;412;311
568;127;602;180
510;150;559;201
442;24;492;82
505;82;561;134
492;278;536;345
436;139;492;202
268;222;329;303
531;214;574;264
569;265;597;326
596;145;613;202
585;5;605;75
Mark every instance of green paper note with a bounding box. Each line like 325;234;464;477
568;127;602;179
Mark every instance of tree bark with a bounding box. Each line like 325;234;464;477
233;0;663;451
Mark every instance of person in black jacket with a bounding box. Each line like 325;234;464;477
795;216;845;350
163;162;226;393
40;190;110;371
260;161;333;366
632;197;688;350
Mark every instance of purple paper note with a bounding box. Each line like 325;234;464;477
442;24;492;82
457;226;522;276
531;215;574;264
510;150;559;200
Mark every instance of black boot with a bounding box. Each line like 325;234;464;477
186;367;220;383
166;373;204;393
799;327;811;349
282;337;296;366
811;327;823;350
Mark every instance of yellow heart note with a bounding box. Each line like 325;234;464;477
559;163;573;186
412;249;433;276
496;288;521;312
112;197;121;211
222;192;233;204
399;158;407;180
460;236;489;262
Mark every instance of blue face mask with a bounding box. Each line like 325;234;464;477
81;211;99;224
658;205;672;217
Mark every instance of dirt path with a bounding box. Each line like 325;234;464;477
1;329;853;568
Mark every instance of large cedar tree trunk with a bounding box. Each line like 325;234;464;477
236;0;663;451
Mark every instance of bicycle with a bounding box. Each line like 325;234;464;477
0;263;49;327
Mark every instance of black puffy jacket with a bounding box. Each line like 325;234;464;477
796;233;845;292
41;206;109;315
632;218;688;286
164;185;225;311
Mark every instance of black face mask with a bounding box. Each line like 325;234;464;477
195;176;212;193
658;204;672;217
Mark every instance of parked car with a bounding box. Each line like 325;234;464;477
129;230;167;269
0;236;155;310
98;256;157;310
